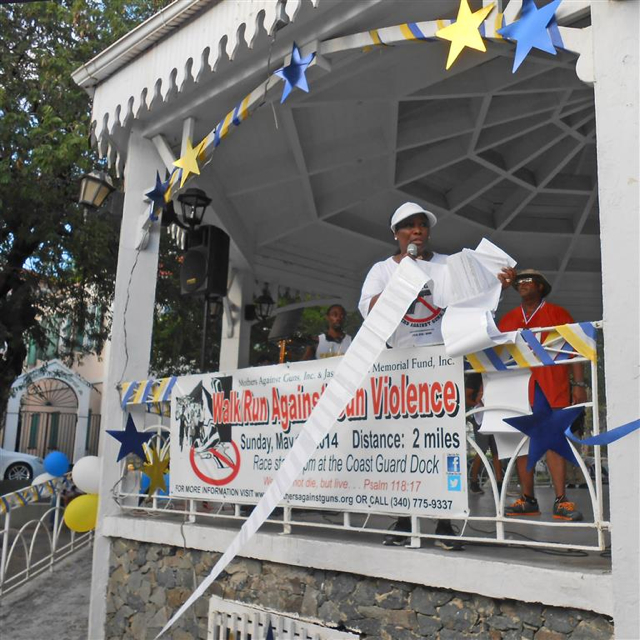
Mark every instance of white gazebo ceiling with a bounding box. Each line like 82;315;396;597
186;42;600;320
83;0;600;321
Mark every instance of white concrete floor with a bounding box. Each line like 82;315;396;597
0;545;91;640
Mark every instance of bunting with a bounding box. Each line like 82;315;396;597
0;479;60;514
464;322;598;373
119;377;177;410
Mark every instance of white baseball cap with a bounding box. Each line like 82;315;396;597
389;202;438;231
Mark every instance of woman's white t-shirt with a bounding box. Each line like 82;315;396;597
358;254;448;348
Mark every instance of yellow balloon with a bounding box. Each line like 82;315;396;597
63;494;99;533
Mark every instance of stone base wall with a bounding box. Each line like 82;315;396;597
106;539;613;640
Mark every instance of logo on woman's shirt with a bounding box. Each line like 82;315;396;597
402;286;444;328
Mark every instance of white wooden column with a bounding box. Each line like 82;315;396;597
219;270;253;371
88;127;164;639
592;2;639;638
2;393;20;451
72;383;92;462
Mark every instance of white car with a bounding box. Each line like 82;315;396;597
0;448;45;482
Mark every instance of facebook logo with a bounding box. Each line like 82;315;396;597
447;475;461;492
446;455;461;473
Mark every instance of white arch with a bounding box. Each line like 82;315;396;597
3;360;94;462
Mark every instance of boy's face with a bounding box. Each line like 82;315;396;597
327;306;345;330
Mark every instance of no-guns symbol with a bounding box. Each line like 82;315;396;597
189;440;241;486
404;291;442;325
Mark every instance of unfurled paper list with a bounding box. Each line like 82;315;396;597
157;257;434;638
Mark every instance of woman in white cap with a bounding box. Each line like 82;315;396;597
359;202;516;549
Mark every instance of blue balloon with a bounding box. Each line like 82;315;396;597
140;472;150;493
44;451;70;477
158;474;170;497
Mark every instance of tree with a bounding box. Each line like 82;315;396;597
151;231;220;377
0;0;170;425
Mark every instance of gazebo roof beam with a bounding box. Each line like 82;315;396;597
553;188;599;291
205;171;255;271
406;57;550;100
316;180;389;222
396;104;475;152
445;168;500;213
493;136;586;232
475;111;558;153
395;134;471;186
543;174;593;195
278;107;318;224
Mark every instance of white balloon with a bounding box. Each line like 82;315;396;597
32;472;56;486
72;456;101;494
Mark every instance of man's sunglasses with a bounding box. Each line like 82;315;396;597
514;277;538;287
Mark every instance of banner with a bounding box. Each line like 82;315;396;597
170;345;467;517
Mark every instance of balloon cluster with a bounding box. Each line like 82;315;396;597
32;452;101;533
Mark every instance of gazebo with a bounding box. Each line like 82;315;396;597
72;1;638;638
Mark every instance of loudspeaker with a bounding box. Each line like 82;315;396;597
180;225;230;297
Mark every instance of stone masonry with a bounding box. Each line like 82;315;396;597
106;539;613;640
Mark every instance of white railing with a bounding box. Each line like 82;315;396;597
114;323;610;554
0;478;93;596
208;595;359;640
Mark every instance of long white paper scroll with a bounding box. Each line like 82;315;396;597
439;239;517;358
158;256;432;637
158;237;521;636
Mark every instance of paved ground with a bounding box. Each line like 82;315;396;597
0;545;92;640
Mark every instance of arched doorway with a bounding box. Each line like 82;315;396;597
3;359;97;462
18;378;79;460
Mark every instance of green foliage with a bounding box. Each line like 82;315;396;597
298;304;362;340
150;231;222;377
0;0;170;420
247;301;363;365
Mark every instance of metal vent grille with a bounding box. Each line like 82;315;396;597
207;595;359;640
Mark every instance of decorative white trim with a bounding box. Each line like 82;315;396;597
73;0;325;147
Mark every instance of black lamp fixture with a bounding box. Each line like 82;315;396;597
78;171;115;210
208;296;224;321
177;188;212;229
245;284;275;322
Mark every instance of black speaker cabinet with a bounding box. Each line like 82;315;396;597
180;225;230;297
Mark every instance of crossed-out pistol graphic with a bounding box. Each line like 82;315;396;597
176;376;241;486
403;286;444;326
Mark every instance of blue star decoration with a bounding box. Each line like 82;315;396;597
264;621;275;640
503;382;584;472
107;414;154;462
498;0;563;72
274;42;315;103
145;171;169;219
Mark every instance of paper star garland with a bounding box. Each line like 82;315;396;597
145;171;169;217
173;138;206;187
503;382;584;471
143;449;170;495
274;42;315;103
107;414;154;462
498;0;562;72
264;621;275;640
436;0;495;70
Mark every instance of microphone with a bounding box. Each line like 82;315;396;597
407;243;418;258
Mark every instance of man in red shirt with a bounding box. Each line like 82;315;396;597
498;270;587;521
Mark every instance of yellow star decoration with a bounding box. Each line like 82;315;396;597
143;449;169;495
173;138;207;188
436;0;495;70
